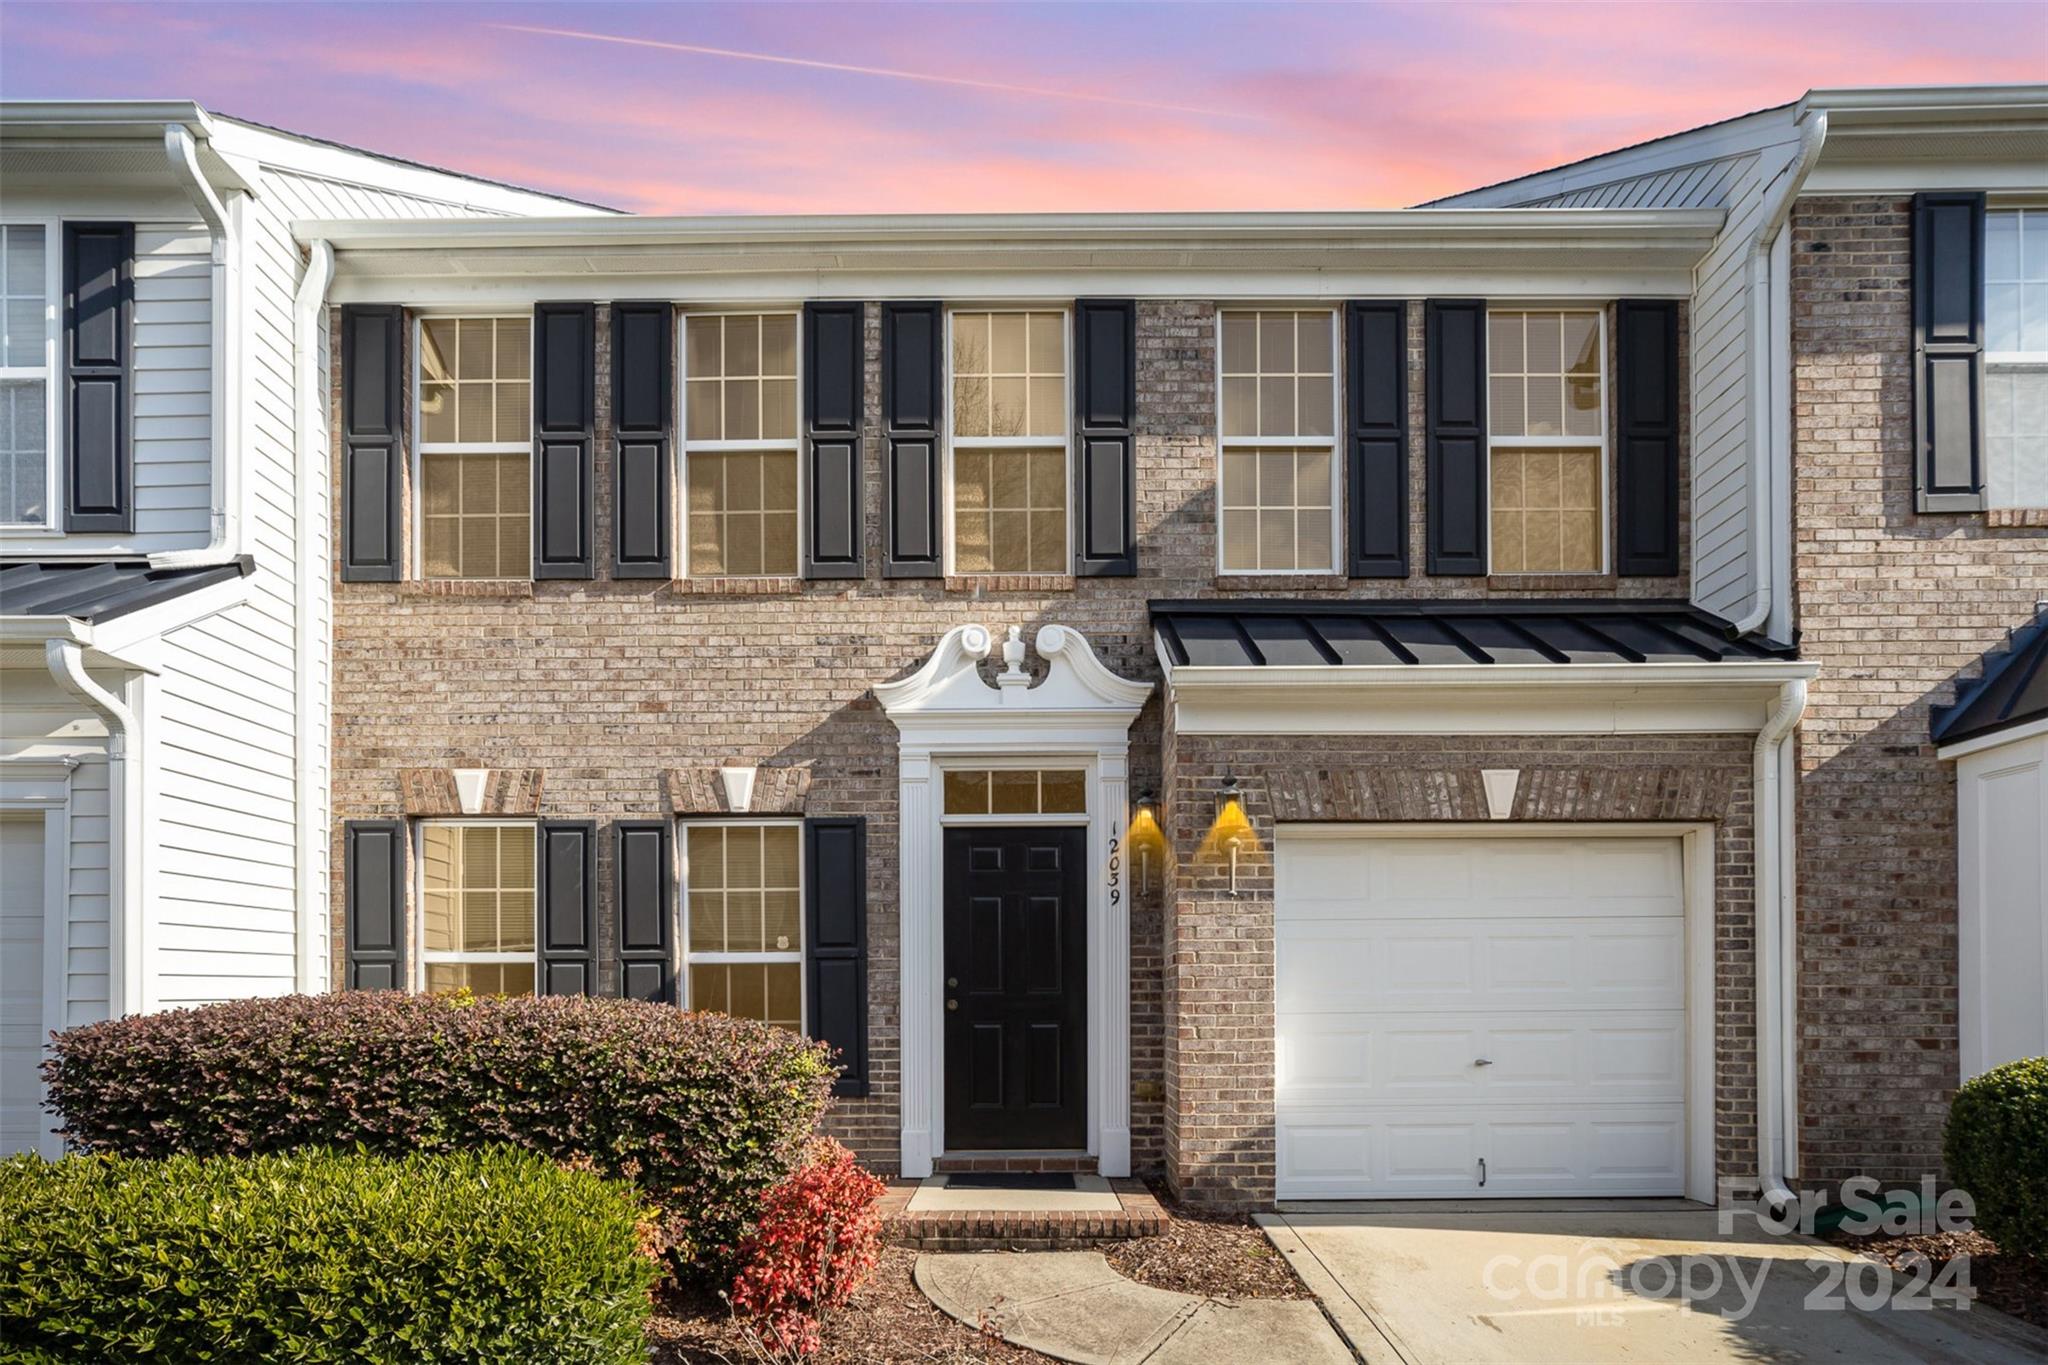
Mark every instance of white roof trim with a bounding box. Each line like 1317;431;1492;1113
1938;715;2048;762
1159;655;1819;737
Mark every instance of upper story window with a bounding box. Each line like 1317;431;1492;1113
0;224;55;529
1487;308;1606;574
684;821;803;1031
417;316;532;579
1218;309;1337;574
418;821;536;996
1985;209;2048;508
949;309;1068;574
683;312;800;576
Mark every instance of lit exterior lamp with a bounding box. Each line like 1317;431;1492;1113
1213;775;1251;898
1129;787;1162;896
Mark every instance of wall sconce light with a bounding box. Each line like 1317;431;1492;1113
1131;787;1160;896
1214;775;1249;898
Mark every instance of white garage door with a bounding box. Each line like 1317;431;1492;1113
1;816;51;1157
1276;830;1689;1200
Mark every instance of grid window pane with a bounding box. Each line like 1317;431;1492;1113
951;310;1065;441
686;451;799;576
0;379;48;525
425;962;535;997
951;448;1066;573
1986;368;2048;509
684;314;800;442
1488;310;1604;440
1987;210;2048;356
1218;447;1336;572
686;824;803;955
418;317;530;446
941;769;1087;815
0;225;47;369
421;452;530;579
419;824;536;998
1218;310;1335;440
689;963;802;1032
1490;447;1602;573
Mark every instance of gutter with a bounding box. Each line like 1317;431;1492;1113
148;123;242;571
1753;677;1809;1215
293;241;334;992
1730;110;1828;638
46;637;144;1018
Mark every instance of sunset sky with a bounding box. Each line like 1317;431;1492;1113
4;2;2043;214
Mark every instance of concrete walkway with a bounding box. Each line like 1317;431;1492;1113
914;1250;1354;1365
1260;1205;2048;1364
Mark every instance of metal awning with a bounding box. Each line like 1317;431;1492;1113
1151;599;1794;670
1933;607;2048;749
0;556;251;623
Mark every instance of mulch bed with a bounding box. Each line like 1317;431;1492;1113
646;1184;1310;1362
1825;1227;2048;1330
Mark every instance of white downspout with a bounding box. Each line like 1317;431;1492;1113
46;639;143;1018
1730;110;1828;638
149;124;242;570
1754;677;1808;1214
293;242;335;992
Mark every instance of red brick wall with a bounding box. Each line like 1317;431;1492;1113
1790;197;2048;1185
331;299;1689;1179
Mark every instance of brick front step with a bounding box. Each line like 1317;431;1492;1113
880;1178;1168;1251
931;1151;1100;1174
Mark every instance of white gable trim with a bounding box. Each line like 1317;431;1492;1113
880;624;1150;1177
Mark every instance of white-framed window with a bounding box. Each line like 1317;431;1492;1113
682;820;803;1031
0;222;59;530
1486;307;1607;574
415;315;532;579
1986;208;2048;509
417;820;537;996
947;307;1069;574
682;311;801;576
1217;308;1339;574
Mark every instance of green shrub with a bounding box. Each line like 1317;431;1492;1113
0;1147;657;1364
1945;1055;2048;1260
43;991;835;1270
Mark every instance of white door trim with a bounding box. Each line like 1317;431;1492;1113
1;759;76;1159
1276;822;1717;1204
878;624;1151;1178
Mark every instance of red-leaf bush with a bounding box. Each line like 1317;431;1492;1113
728;1137;887;1354
41;992;834;1274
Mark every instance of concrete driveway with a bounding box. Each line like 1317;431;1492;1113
1259;1202;2048;1364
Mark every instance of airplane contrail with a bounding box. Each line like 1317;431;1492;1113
487;22;1252;120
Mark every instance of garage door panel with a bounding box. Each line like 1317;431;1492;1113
1278;919;1682;1013
1279;1010;1685;1108
1278;1105;1685;1199
1275;831;1690;1201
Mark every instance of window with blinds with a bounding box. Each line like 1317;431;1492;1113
1218;309;1338;573
684;822;803;1032
1487;309;1607;574
684;312;800;576
417;316;532;579
949;309;1068;573
418;822;536;997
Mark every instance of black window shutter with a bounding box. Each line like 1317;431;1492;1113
339;304;402;581
611;302;671;578
881;302;942;578
1073;299;1137;576
1346;300;1409;577
1615;300;1682;575
804;816;868;1097
803;301;866;579
1913;191;1987;512
613;820;675;1003
344;819;406;990
1426;299;1488;575
63;223;134;533
538;820;596;996
533;302;596;578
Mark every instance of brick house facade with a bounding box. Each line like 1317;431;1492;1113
314;85;2046;1212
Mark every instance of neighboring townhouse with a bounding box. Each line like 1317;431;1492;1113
0;101;610;1156
308;81;2045;1213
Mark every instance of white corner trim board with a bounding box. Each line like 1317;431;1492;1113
879;624;1151;1178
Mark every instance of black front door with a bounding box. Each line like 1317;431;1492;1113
943;825;1088;1150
